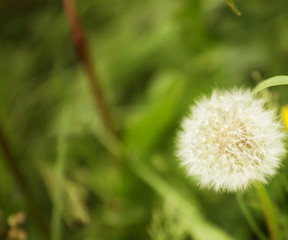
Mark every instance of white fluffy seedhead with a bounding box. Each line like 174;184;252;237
176;88;287;192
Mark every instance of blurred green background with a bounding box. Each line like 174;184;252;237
1;0;288;239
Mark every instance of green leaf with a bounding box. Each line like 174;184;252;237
124;71;186;156
252;76;288;95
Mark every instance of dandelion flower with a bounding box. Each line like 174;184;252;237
176;88;286;192
281;105;288;132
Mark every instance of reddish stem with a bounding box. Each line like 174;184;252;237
62;0;116;136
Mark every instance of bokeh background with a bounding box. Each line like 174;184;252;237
1;0;288;239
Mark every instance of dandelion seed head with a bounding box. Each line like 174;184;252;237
176;88;287;192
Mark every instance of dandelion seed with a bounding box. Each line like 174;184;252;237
176;88;287;192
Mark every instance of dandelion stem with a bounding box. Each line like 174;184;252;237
236;194;268;240
256;184;281;240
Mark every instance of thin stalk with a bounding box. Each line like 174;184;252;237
50;117;67;240
62;0;116;137
236;194;268;240
226;0;242;16
256;184;281;240
0;124;48;239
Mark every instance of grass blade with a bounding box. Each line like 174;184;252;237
252;76;288;94
131;161;236;240
50;116;67;240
